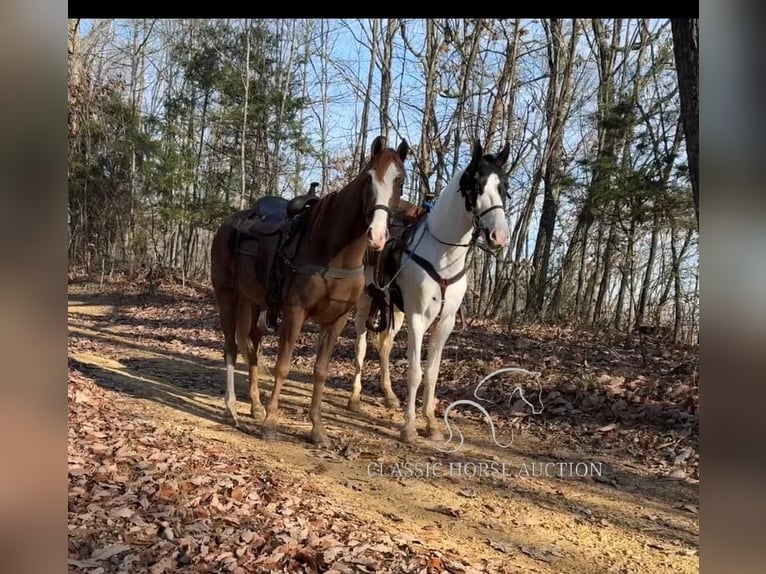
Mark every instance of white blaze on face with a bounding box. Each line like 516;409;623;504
478;173;510;248
367;161;399;250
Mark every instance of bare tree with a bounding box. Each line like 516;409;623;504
378;19;398;143
239;19;251;209
670;19;699;227
357;19;379;169
527;19;580;316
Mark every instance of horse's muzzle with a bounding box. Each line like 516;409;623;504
485;226;509;248
367;226;388;250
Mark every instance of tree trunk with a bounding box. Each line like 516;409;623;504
415;19;439;200
273;19;298;196
487;19;520;148
614;216;635;331
551;19;621;319
452;19;483;177
636;209;660;328
239;19;250;210
378;19;397;142
358;19;379;169
582;221;604;322
527;19;579;316
593;209;618;323
670;19;699;227
320;20;330;190
670;222;683;342
293;20;313;192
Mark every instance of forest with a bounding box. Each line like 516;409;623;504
67;18;699;343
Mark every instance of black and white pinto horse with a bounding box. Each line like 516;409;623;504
348;139;512;443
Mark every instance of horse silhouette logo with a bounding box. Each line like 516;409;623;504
431;367;545;454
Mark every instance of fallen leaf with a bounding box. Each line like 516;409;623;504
427;556;444;571
108;507;134;519
429;505;460;518
678;548;698;556
487;539;515;554
673;447;693;465
91;543;132;561
520;546;552;563
68;558;99;568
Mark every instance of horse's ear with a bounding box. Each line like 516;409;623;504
371;136;385;158
470;139;483;165
495;140;511;166
396;139;410;161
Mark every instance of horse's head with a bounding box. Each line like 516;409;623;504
363;135;409;251
458;140;512;249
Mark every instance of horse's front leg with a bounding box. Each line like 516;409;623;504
347;294;371;412
310;314;349;447
422;310;457;442
377;308;404;409
261;306;305;440
400;313;426;443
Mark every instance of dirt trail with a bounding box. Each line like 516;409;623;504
68;285;698;573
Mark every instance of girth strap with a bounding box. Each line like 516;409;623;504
291;262;365;279
280;248;364;280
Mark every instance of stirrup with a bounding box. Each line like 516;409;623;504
267;304;280;331
365;285;389;333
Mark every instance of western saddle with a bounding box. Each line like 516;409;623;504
232;183;321;333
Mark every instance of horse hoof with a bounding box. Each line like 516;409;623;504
400;427;417;444
346;398;362;412
427;428;445;443
311;431;331;448
384;396;400;410
224;408;239;425
261;421;278;441
251;404;266;419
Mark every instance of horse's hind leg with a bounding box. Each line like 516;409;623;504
215;287;240;426
246;305;265;419
262;306;305;440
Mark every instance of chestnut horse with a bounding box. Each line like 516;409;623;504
210;136;409;447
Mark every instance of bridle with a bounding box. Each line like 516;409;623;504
425;175;508;249
366;203;394;228
363;161;404;230
369;172;507;324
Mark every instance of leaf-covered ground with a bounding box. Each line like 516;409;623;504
68;280;698;573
